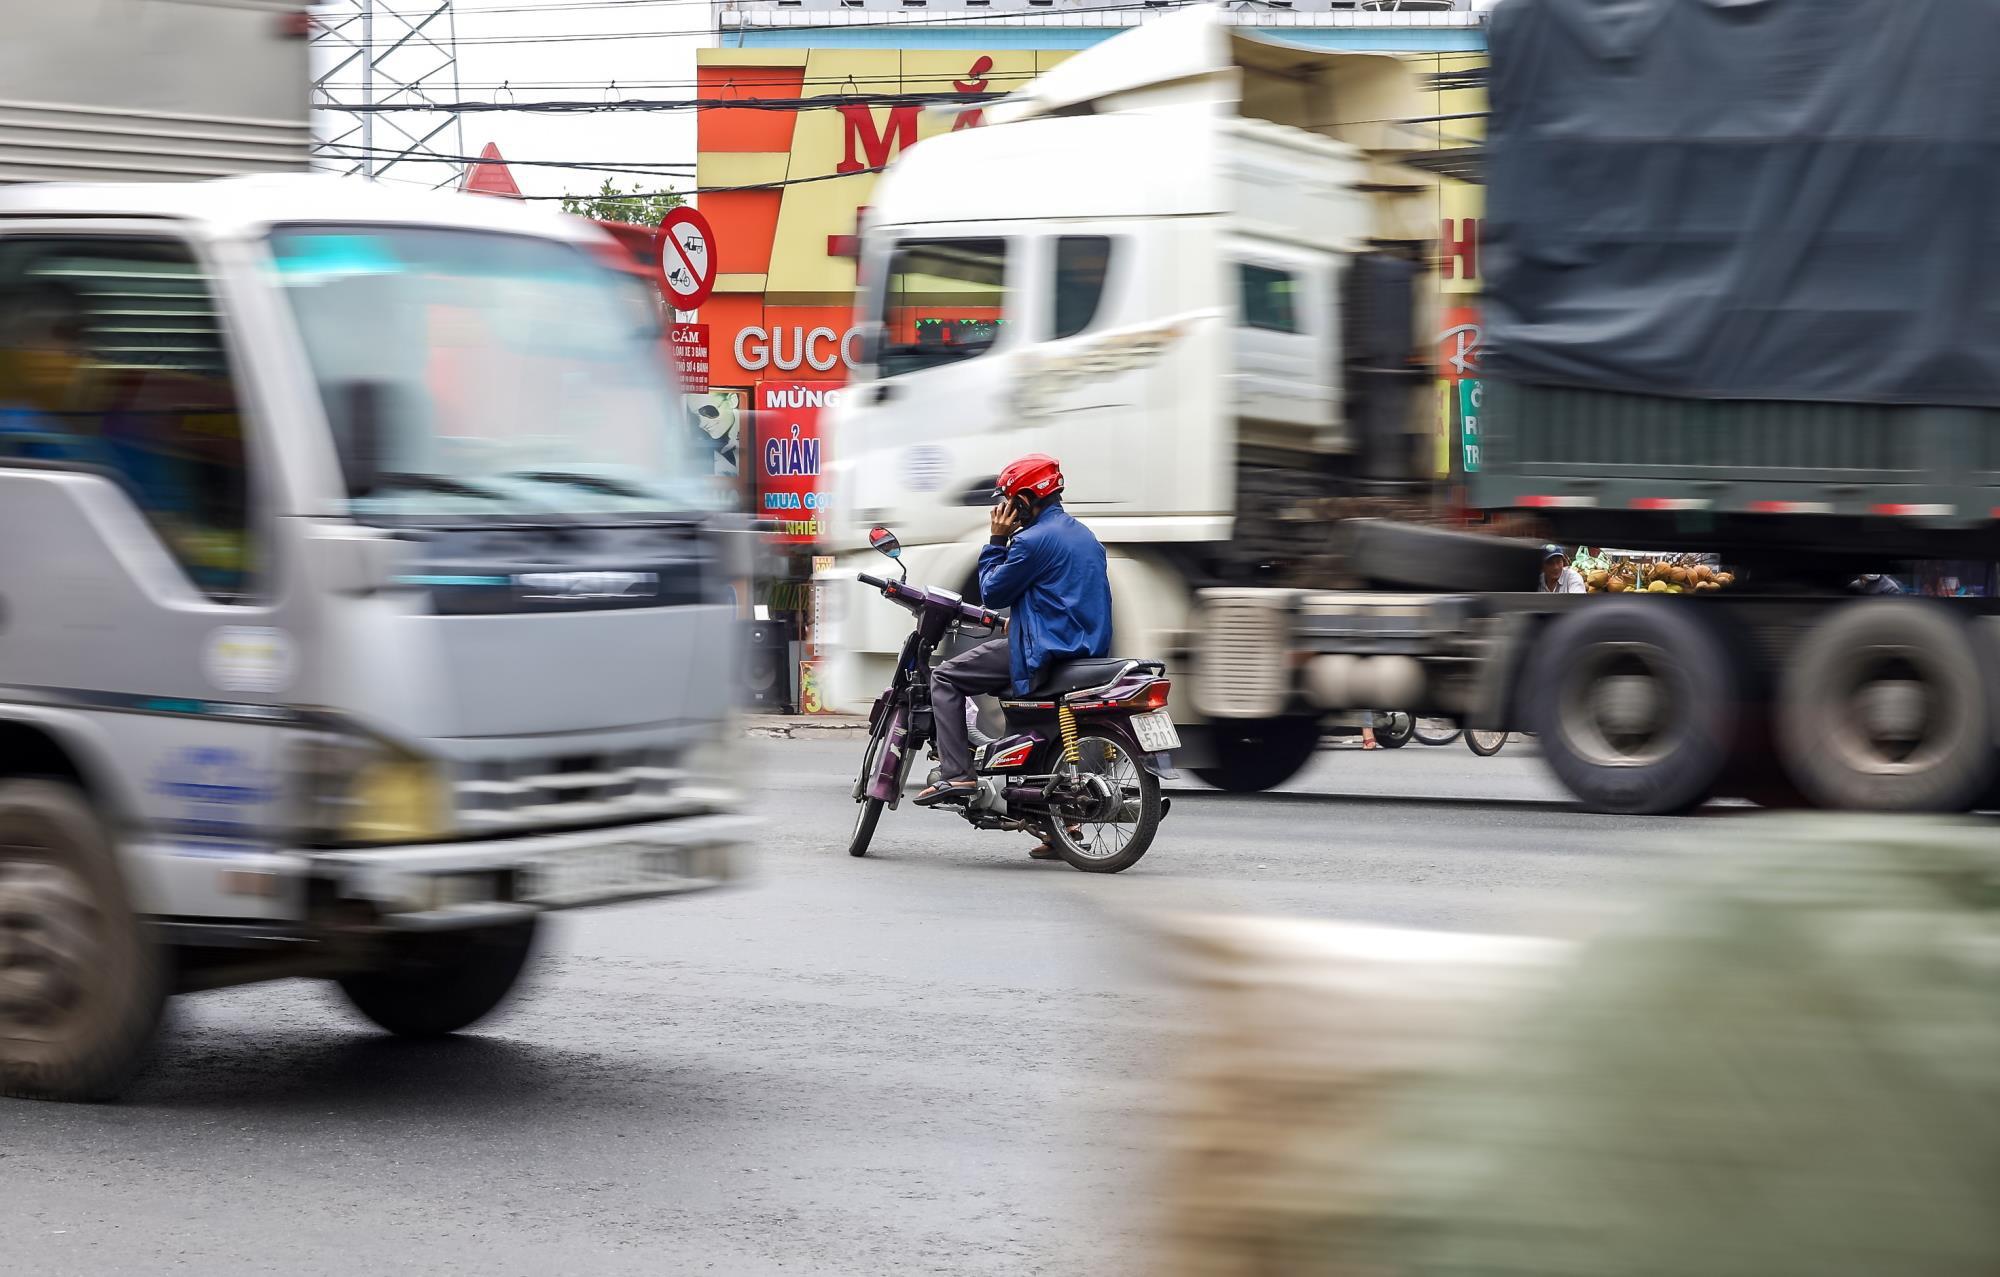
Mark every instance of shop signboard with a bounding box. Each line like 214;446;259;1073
1459;379;1483;475
671;323;710;393
755;380;839;544
798;660;826;715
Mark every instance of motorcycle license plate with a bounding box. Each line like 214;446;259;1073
1130;710;1181;752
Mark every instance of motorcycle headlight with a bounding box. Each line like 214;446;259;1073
287;731;451;846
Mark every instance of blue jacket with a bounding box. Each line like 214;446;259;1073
978;502;1113;696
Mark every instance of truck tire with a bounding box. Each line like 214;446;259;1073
1349;520;1546;593
1777;600;1994;812
1191;718;1321;793
1530;602;1742;815
0;779;167;1102
338;915;539;1039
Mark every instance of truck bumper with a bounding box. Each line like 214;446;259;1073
307;812;753;931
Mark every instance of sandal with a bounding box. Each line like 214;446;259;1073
914;779;977;807
1361;739;1381;751
1031;825;1083;859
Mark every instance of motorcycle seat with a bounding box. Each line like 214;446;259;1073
1007;657;1165;703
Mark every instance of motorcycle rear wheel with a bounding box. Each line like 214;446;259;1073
1045;730;1162;874
1375;712;1415;749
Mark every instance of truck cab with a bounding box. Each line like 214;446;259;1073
820;9;1435;755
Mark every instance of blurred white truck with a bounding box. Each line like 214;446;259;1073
0;1;749;1100
823;8;1442;789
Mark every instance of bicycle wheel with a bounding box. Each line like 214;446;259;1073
1466;729;1509;757
1414;718;1463;746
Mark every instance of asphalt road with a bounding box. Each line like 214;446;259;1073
2;737;1705;1276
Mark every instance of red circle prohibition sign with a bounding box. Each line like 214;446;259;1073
653;206;717;310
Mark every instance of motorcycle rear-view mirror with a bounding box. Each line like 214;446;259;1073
868;526;908;580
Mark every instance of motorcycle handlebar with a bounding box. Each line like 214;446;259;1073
854;573;1000;627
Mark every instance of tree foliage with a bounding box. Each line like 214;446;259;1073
558;179;685;227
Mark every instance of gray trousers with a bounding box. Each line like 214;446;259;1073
931;637;1014;782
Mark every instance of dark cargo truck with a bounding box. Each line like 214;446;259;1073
1193;0;2000;813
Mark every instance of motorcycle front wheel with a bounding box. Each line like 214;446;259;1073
1046;730;1162;874
1466;729;1509;757
848;724;889;857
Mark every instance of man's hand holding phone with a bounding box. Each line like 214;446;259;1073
990;497;1024;540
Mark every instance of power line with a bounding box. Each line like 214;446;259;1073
308;47;1455;96
314;141;889;193
317;142;696;172
348;0;722;15
314;69;1046;92
344;0;1174;20
317;0;1202;44
317;90;1006;112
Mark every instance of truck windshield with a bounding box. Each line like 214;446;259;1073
268;225;723;522
875;238;1009;379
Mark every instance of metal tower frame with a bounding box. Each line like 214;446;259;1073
309;0;466;187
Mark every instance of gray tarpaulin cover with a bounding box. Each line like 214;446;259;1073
1484;0;2000;407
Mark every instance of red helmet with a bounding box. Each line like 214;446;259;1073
995;453;1064;502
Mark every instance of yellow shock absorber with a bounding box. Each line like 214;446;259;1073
1057;703;1081;765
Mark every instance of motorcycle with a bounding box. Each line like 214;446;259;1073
846;527;1177;873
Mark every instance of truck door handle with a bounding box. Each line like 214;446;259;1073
872;383;898;405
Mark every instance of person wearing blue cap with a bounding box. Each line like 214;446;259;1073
1539;546;1585;593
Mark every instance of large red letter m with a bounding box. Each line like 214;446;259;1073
837;105;919;175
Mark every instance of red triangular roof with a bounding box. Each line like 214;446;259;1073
461;142;523;199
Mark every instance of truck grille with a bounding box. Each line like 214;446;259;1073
453;749;723;832
1196;593;1294;719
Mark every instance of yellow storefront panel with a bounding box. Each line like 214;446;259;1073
695;152;790;188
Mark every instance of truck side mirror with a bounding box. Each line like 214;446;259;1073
338;380;386;500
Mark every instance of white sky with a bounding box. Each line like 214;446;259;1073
316;0;720;201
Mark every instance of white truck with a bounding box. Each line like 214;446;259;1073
0;2;750;1100
831;1;2000;821
823;8;1443;788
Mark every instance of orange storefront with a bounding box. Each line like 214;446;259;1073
692;47;1076;705
694;47;1075;394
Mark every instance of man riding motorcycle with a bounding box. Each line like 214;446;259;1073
915;454;1113;837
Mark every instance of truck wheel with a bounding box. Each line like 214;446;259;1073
337;916;539;1039
0;779;166;1102
1778;600;1993;812
1191;718;1321;792
1530;603;1742;815
1349;520;1546;592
